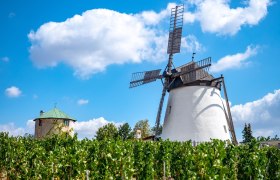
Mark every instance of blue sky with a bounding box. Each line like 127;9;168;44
0;0;279;140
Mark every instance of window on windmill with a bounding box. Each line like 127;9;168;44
168;106;172;114
64;119;69;126
39;120;42;126
223;125;227;133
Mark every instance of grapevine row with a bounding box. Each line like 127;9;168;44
0;132;279;179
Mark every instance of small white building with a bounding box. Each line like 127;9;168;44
33;108;76;138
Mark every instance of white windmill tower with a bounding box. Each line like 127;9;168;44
129;5;237;144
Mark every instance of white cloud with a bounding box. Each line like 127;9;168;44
28;5;176;79
26;120;35;134
231;89;280;137
137;3;175;25
5;86;22;98
181;35;204;53
28;1;269;78
186;0;271;35
0;123;25;136
184;11;196;23
254;129;275;138
77;99;89;105
210;45;258;73
0;120;34;136
74;117;122;139
28;3;205;79
1;56;9;62
0;118;122;139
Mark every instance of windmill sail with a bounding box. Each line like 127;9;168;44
154;4;184;136
167;27;182;54
176;57;211;84
167;5;184;54
129;69;162;88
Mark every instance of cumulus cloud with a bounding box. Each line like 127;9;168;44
0;117;122;139
0;123;25;136
181;35;204;52
5;86;22;98
231;89;280;137
186;0;271;35
210;45;258;73
254;129;275;138
28;7;171;79
77;99;89;105
74;117;122;139
0;120;34;136
26;120;35;134
28;3;204;79
137;3;175;25
27;1;269;78
184;11;196;23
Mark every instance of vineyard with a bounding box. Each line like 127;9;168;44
0;132;279;179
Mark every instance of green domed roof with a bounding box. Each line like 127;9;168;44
34;108;76;121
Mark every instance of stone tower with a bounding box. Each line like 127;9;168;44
33;108;76;138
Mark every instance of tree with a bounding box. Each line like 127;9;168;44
118;123;133;140
242;123;249;143
133;119;151;138
151;124;163;135
242;123;254;143
256;136;271;142
247;123;254;142
271;134;280;140
257;134;280;142
95;123;118;141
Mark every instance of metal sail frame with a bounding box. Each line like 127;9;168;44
129;69;162;88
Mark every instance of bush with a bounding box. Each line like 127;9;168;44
0;132;279;179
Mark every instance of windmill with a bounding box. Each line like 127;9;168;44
129;4;237;144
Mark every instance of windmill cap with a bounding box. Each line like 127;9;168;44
34;107;76;121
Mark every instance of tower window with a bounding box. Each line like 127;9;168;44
39;120;42;126
168;106;172;114
223;125;227;133
64;120;69;126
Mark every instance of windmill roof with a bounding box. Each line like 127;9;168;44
34;108;76;121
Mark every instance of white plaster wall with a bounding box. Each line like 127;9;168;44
161;86;231;142
62;120;75;137
35;119;75;138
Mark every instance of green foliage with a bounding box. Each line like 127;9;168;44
95;123;118;141
151;124;163;135
257;135;280;141
133;119;151;138
242;123;254;143
0;132;279;179
118;123;133;140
